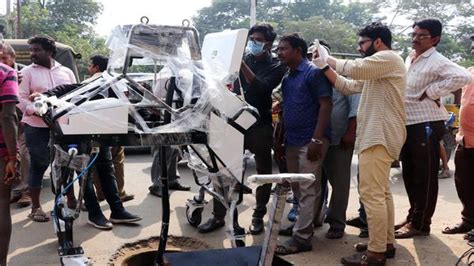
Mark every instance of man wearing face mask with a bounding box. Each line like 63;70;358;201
198;23;287;234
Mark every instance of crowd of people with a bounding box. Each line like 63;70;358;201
0;17;473;266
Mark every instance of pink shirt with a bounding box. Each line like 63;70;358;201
457;67;474;148
0;63;19;156
18;60;76;128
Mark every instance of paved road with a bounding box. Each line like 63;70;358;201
7;153;471;265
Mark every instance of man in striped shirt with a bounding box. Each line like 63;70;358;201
0;61;19;265
395;18;471;239
313;22;406;264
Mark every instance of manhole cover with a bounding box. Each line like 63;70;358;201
109;235;211;266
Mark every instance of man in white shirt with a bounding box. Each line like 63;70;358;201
396;18;471;238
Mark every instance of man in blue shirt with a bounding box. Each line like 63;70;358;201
275;33;332;255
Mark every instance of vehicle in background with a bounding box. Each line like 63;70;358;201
4;39;81;81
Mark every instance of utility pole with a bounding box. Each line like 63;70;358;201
6;0;11;15
250;0;256;27
16;0;21;39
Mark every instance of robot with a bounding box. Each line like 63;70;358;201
35;18;306;265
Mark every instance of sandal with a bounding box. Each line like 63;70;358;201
442;222;473;234
28;208;50;223
395;224;429;239
275;238;312;255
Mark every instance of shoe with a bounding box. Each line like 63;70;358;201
168;181;191;191
442;221;473;234
249;218;264;235
358;227;369;238
438;168;452;179
198;217;225;233
17;192;32;208
10;192;21;204
395;223;429;239
149;186;162;197
88;215;113;230
279;225;294;236
341;252;386;265
110;210;142;224
354;243;396;258
275;237;312;255
120;193;135;202
287;205;299;222
326;228;344;239
346;216;367;229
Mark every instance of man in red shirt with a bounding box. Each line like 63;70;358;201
0;60;19;265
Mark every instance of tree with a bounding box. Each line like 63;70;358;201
193;0;381;53
282;16;358;53
7;0;108;79
380;0;474;62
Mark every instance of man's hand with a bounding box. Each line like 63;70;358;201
340;131;356;150
28;92;43;101
4;160;18;186
307;141;322;162
311;40;329;69
419;91;440;107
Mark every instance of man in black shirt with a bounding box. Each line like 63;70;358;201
198;23;287;235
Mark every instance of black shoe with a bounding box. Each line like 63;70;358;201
198;217;225;233
249;218;264;235
110;210;142;224
169;181;191;191
279;225;294;236
88;215;113;230
346;216;367;229
149;186;162;197
354;243;396;258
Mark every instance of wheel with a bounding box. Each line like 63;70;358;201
186;205;203;227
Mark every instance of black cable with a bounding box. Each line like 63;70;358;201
456;247;474;265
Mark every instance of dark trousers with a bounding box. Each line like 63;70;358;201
400;121;445;231
213;124;273;219
454;145;474;225
83;146;124;219
24;125;50;188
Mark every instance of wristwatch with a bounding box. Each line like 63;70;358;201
321;65;330;73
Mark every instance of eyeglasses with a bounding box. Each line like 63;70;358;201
411;33;431;40
358;39;372;47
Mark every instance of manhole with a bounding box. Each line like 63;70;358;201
109;235;211;266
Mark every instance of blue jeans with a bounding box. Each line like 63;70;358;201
24;125;50;188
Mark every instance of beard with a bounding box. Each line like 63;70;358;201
363;42;377;58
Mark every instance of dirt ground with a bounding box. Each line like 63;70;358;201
7;154;472;265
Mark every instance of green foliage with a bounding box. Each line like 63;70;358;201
7;0;107;80
282;16;358;53
380;0;474;61
193;0;472;62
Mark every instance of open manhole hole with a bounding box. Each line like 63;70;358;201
109;235;211;266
